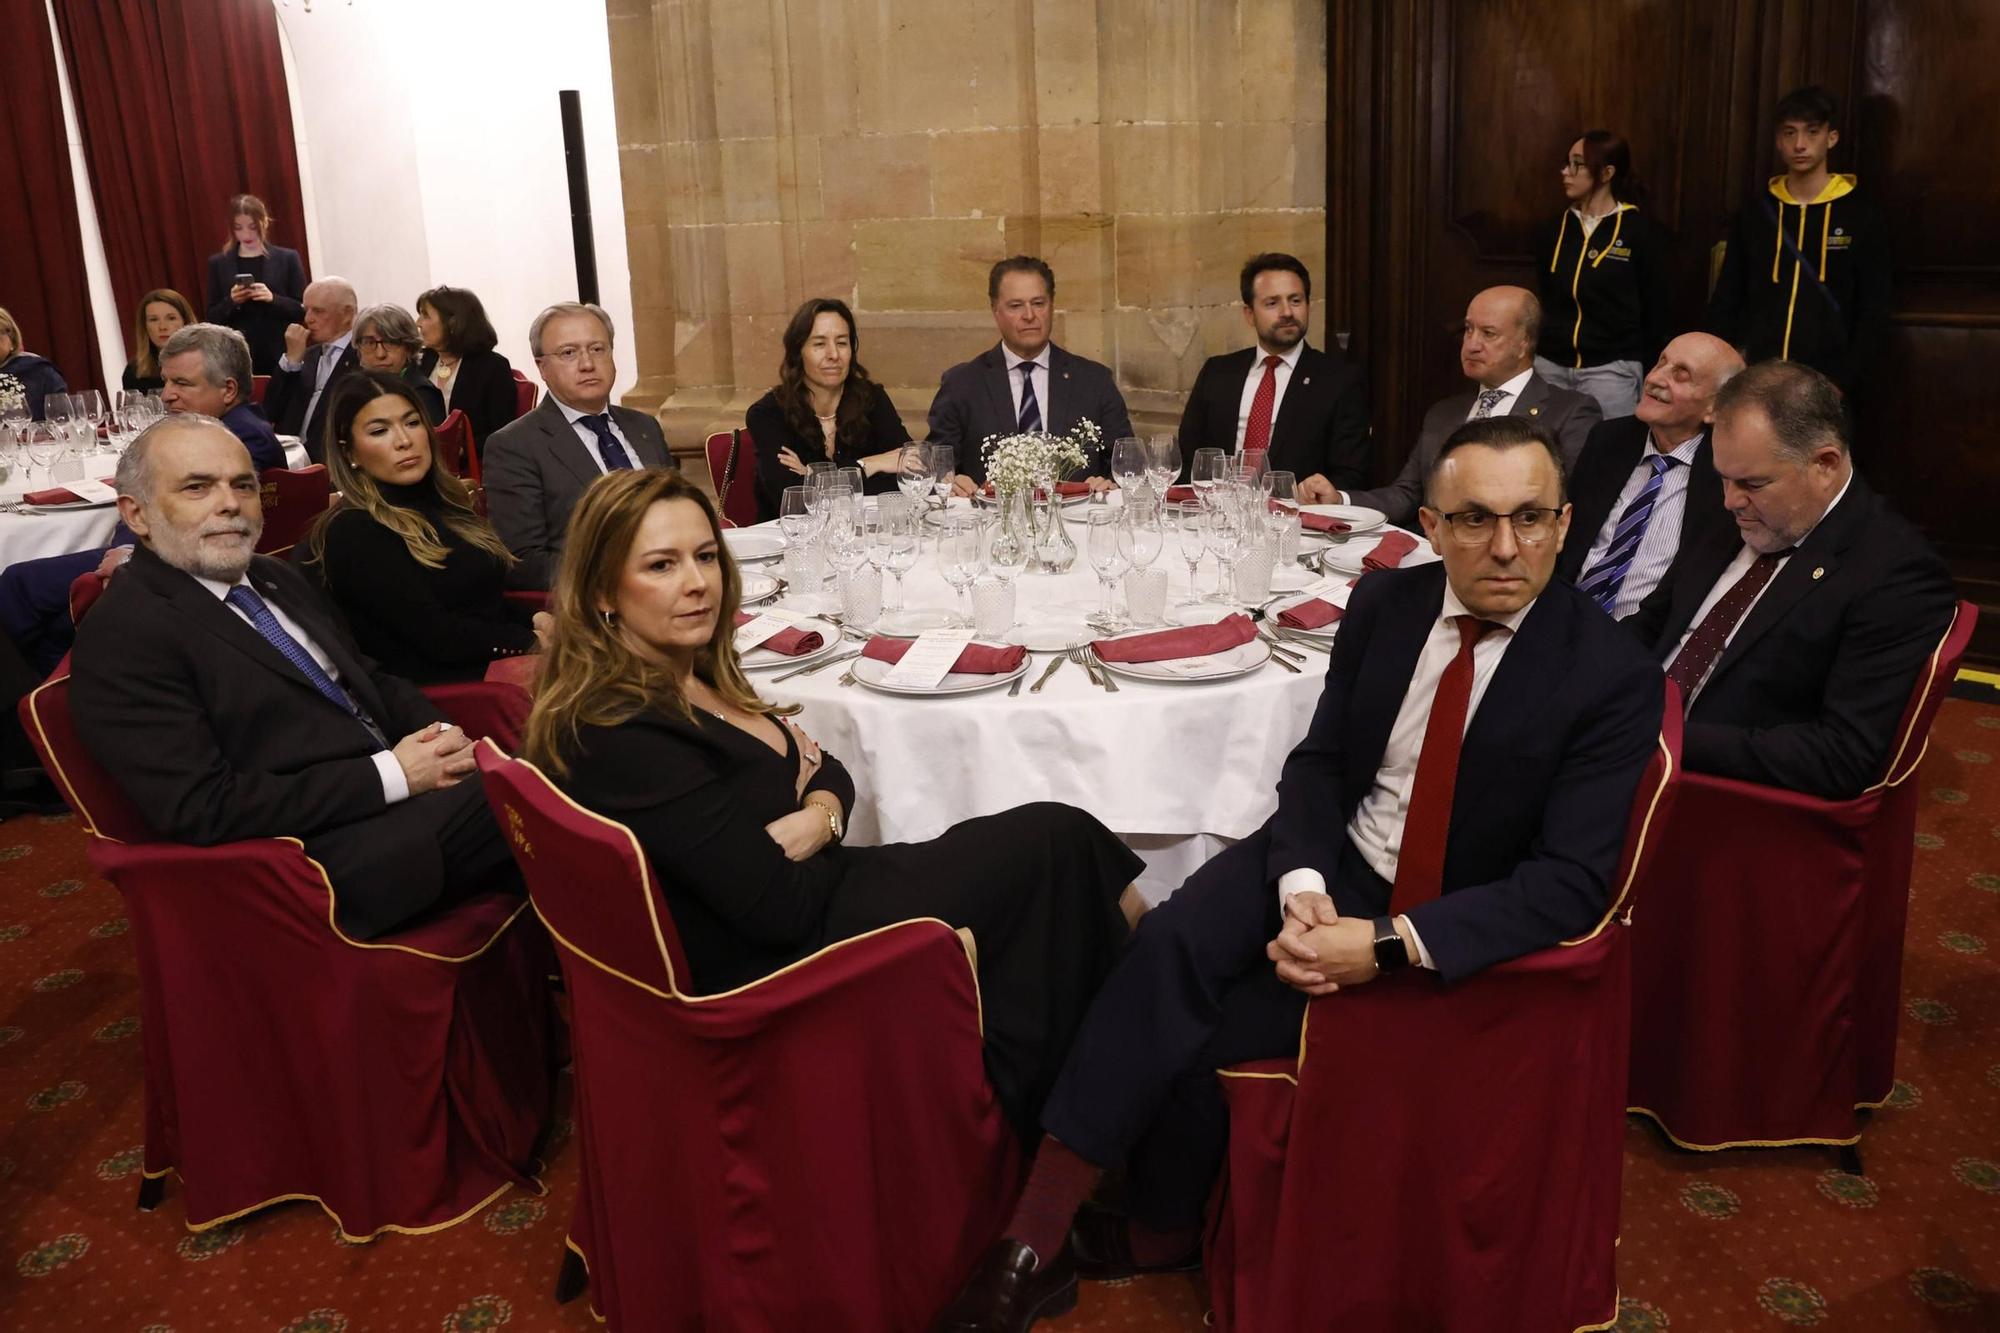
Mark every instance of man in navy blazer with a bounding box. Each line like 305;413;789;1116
937;418;1665;1330
928;256;1133;489
264;277;361;459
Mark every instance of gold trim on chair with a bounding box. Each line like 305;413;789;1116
1566;727;1676;946
564;1236;608;1325
1864;607;1957;794
1624;1104;1862;1151
166;1169;531;1243
287;838;533;963
23;672;111;841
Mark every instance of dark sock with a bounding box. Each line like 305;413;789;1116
1126;1217;1200;1266
1005;1136;1102;1266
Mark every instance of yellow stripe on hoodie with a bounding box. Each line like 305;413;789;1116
1768;174;1857;362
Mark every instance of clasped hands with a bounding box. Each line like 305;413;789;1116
1267;890;1382;997
392;721;476;795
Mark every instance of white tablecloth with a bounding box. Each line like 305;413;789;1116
755;509;1339;903
0;439;311;572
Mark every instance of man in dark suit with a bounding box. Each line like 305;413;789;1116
1628;360;1955;799
1344;287;1601;525
482;303;675;588
1176;252;1370;496
264;277;360;459
937;419;1665;1331
929;256;1134;490
68;415;518;939
1556;332;1744;617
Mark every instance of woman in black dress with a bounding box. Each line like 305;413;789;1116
203;193;308;375
122;288;195;394
301;371;548;683
746;297;911;521
416;285;520;458
524;468;1143;1136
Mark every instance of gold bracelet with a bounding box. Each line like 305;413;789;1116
809;797;842;843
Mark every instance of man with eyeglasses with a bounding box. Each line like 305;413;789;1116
937;417;1664;1331
482;302;675;588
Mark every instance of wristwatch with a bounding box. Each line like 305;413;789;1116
1371;916;1410;973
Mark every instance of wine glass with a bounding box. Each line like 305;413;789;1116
929;444;956;508
778;484;817;548
1146;435;1180;496
25;425;64;487
1262;468;1299;556
1085;508;1133;631
1203;498;1248;604
1191;447;1226;507
896;442;933;508
937;515;984;626
1118;501;1164;572
1171;500;1208;600
881;504;922;612
42;394;74;429
833;466;865;504
1110;437;1147;496
76;389;107;441
825;503;870;594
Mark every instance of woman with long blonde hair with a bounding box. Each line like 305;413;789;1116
303;370;548;683
527;468;1143;1139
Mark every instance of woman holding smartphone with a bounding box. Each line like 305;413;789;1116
203;192;308;375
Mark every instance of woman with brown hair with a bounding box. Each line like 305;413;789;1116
302;370;549;683
745;297;911;520
122;288;196;394
203;192;308;374
416;285;519;454
525;467;1143;1137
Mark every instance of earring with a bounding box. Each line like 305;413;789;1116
601;609;618;628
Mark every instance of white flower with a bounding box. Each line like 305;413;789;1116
980;418;1103;495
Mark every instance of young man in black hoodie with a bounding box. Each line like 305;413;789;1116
1706;85;1891;401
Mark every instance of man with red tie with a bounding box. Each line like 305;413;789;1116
936;418;1664;1333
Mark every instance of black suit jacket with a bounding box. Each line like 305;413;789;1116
744;382;910;522
204;247;307;374
265;339;362;459
1554;415;1729;595
1265;563;1664;981
1175;343;1370;489
482;397;676;589
419;347;521;455
1627;476;1957;798
1345;372;1603;526
69;548;459;939
925;343;1134;485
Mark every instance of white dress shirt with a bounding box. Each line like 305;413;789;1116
1666;472;1853;704
1002;344;1050;429
1233;341;1306;448
194;572;410;805
1577;429;1706;618
1277;585;1536;968
555;396;639;473
1465;367;1534;421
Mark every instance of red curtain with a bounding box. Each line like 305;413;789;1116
50;0;310;335
0;0;104;391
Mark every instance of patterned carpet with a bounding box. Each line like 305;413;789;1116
0;700;1995;1330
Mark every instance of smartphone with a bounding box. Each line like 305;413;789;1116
234;272;254;287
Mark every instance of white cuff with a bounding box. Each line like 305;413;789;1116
1277;867;1327;917
278;356;304;373
372;750;410;805
1398;914;1437;970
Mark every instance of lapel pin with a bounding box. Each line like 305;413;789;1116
1528;407;1540;416
1812;566;1825;580
1301;376;1311;386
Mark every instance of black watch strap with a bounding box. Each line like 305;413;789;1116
1372;916;1409;973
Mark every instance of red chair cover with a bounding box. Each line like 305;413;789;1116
21;670;557;1239
251;374;269;406
510;370;536;420
476;742;1019;1330
1207;683;1683;1333
1628;602;1977;1148
706;429;759;529
67;569;109;625
256;464;332;556
433;408;473;478
423;679;531;752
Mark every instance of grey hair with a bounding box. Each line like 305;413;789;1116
354;302;422;351
115;413;240;502
1516;290;1543;347
528;302;615;358
306;276;358;311
160;323;253;402
1713;359;1850;460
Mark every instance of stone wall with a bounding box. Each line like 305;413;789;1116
606;0;1328;455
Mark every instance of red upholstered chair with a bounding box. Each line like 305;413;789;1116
256;465;332;557
475;742;1018;1330
503;590;550;613
67;570;109;626
18;668;557;1240
1628;602;1977;1155
433;408;474;479
705;429;759;529
510;370;536;420
1206;683;1683;1333
251;374;269;407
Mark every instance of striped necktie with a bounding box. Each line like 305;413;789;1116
1577;454;1678;614
1017;362;1043;433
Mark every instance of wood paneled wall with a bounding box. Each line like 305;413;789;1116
1328;0;2000;661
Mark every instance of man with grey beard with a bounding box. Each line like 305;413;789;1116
68;414;520;938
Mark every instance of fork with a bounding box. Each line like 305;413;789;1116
1255;627;1308;666
1070;647;1118;692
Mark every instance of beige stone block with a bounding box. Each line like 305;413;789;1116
1107;123;1201;215
623;212;675;310
1112;306;1210;395
708;6;781;139
796;221;858;303
668;224;729;320
729;313;791;393
1292;122;1328;210
933;129;1031;218
1197;122;1244;214
672;317;730;390
1194;213;1249;307
1193;1;1241;125
627;302;679;391
619;145;670;219
604;0;652;20
651;140;725;228
855;218;1006;311
1198;303;1256;365
1238;122;1297;211
1036;125;1103;215
820;133;934;221
608;11;662;146
1240;212;1326;280
1113;214;1206;310
719;137;783;224
1007;213;1112;311
1056;310;1109;368
784;0;861;138
657;0;717;144
1032;0;1100;126
855;1;1015;136
1292;2;1329;121
1098;0;1199;124
778;135;823;222
723;223;791;316
1238;0;1301;120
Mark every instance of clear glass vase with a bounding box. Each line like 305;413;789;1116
990;484;1035;576
1031;474;1078;574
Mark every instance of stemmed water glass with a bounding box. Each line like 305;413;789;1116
1110;437;1147;497
1146;435;1180;497
1262;468;1299;560
1085;508;1133;631
880;502;922;612
1190;447;1226;507
896;442;933;509
75;390;107;443
1203;494;1249;604
1171;500;1208;600
929;444;956;509
25;425;64;488
937;514;985;626
1118;501;1164;575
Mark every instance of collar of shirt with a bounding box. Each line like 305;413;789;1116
1440;580;1535;636
1257;340;1307;372
321;331;353;361
1791;470;1854;551
1649;429;1705;465
1485;367;1534;403
1001;345;1049;375
554;397;608;428
192;571;250;601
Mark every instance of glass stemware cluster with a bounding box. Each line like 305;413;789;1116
1161;448;1302;608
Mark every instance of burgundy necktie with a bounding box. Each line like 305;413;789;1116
1665;549;1788;708
1241;354;1281;453
1390;615;1499;916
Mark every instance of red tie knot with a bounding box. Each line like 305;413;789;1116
1263;354;1282;369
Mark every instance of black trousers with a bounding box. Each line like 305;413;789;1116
1039;823;1389;1231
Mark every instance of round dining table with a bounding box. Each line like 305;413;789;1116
745;504;1424;903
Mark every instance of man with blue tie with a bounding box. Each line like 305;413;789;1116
69;415;520;939
927;256;1133;492
1556;332;1745;616
482;303;676;588
265;278;361;456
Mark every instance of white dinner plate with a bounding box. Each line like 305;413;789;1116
740;618;841;671
1269;565;1318;594
850;652;1031;696
20;498;117;513
739;570;783;606
1318;530;1442;576
874;608;961;638
723;529;786;563
1298;504;1386;538
1005;617;1095;652
1091;638;1272;684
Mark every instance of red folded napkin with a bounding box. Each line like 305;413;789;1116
484;654;541;689
1269;500;1350;534
23;478;114;506
982;480;1092;498
1092;613;1258;664
1165;485;1197;504
734;611;825;657
861;637;1027;674
1362;531;1421;571
1276;599;1342;631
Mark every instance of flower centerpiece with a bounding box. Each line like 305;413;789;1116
980;419;1103;574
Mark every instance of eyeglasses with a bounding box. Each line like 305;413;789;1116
356;336;404;351
1561;160;1590;174
1430;507;1564;546
540;342;610;365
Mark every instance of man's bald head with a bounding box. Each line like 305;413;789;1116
303;277;358;343
1637;332;1747;443
1460;286;1541;387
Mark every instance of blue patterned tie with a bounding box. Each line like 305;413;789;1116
1577;454;1678;614
581;413;635;470
1471;387;1506;418
223;585;387;748
1017;362;1043;433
